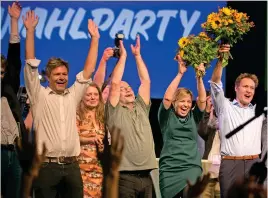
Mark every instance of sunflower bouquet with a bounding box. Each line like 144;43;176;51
201;7;255;66
175;32;218;77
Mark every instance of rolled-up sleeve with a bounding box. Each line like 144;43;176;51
70;71;92;105
209;80;226;115
24;59;41;105
9;33;20;44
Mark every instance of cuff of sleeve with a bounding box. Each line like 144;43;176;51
208;80;223;89
9;34;20;44
76;71;93;83
26;59;41;68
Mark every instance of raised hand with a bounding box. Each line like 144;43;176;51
176;54;187;74
130;34;141;57
88;19;100;39
22;10;39;31
8;1;22;19
185;173;210;198
15;130;47;178
110;126;124;171
119;40;127;58
195;63;205;78
218;44;231;60
102;47;114;62
219;44;230;53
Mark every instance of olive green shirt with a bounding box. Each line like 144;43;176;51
105;95;157;171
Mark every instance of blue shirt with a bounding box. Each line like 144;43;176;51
210;80;264;156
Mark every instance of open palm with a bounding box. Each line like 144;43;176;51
22;10;39;31
88;19;100;38
131;34;141;56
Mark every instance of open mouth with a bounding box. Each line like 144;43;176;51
56;82;66;86
244;94;251;99
181;107;188;113
126;93;132;97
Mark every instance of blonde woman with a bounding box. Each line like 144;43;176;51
76;83;105;198
158;55;206;198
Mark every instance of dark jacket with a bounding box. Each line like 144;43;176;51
1;42;27;141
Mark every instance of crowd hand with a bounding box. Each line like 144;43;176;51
176;54;187;75
15;130;47;178
130;34;141;57
8;1;22;19
228;176;267;198
185;173;210;198
119;40;127;58
88;19;100;39
195;63;205;78
102;47;114;62
22;10;39;31
109;126;124;172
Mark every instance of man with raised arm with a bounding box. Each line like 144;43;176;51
1;2;27;198
23;10;100;198
209;44;264;198
105;35;157;198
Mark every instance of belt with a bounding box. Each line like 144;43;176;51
1;144;15;151
120;170;151;177
44;156;78;164
222;154;259;160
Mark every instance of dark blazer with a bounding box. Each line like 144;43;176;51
198;111;218;159
1;42;27;141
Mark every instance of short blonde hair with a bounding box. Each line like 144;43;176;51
45;57;69;77
235;73;259;88
172;88;193;108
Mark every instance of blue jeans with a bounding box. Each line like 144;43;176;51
1;148;22;198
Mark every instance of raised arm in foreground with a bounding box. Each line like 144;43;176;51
109;41;127;107
163;55;187;109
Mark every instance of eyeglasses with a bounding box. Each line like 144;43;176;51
1;71;6;75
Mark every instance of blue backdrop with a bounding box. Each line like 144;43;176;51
1;1;226;98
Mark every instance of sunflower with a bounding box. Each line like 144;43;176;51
228;19;234;24
221;7;231;16
198;32;210;41
178;37;189;48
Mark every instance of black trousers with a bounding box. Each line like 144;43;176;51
33;161;83;198
219;158;259;198
119;170;153;198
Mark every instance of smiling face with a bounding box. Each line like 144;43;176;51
119;81;135;105
173;88;193;117
235;77;256;107
174;94;192;117
83;85;100;108
48;66;68;94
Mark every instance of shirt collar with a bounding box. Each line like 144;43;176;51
45;87;70;95
232;99;254;109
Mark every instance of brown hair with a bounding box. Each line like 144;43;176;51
1;54;7;70
77;83;105;125
45;57;69;77
172;88;193;108
235;73;259;88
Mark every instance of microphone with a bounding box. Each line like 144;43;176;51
225;107;267;139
